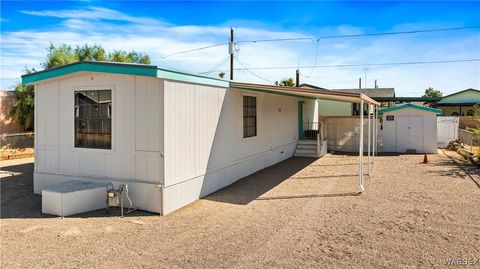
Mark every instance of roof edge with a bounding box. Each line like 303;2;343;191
22;61;158;84
379;104;443;115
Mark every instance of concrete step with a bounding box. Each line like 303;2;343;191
294;152;319;158
296;144;317;150
294;149;318;155
297;139;317;145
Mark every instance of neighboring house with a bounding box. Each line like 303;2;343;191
0;91;24;134
436;88;480;116
22;61;379;216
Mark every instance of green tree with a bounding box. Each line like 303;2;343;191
11;44;151;130
279;78;295;87
44;44;150;68
422;87;443;98
10;82;34;131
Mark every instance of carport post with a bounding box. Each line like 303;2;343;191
373;105;377;163
368;104;371;175
359;98;365;192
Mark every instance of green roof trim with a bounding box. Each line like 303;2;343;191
21;61;230;87
157;68;229;87
379;104;443;115
22;61;157;84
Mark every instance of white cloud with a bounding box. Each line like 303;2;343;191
20;6;159;25
2;6;479;96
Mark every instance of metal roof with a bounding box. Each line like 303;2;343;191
331;88;396;98
21;61;380;105
231;82;380;105
379;104;443;115
438;88;480;104
21;61;229;87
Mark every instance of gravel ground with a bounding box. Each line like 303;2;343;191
1;152;479;269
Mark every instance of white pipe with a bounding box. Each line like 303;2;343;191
367;104;372;175
359;98;365;192
373;106;377;164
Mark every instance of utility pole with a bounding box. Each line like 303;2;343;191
295;69;300;87
229;28;234;80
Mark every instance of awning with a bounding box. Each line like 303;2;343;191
230;81;380;105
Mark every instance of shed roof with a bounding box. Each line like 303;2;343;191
379;104;443;115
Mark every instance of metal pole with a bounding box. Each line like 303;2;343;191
373;105;377;164
230;28;234;80
367;104;372;175
359;98;364;192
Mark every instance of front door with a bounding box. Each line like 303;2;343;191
298;101;304;139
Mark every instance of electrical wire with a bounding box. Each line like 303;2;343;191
237;26;480;44
222;58;480;71
301;39;320;79
199;55;230;75
235;54;272;84
160;42;228;59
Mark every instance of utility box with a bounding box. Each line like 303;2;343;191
42;180;107;217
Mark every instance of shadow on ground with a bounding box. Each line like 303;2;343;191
0;161;156;219
203;157;317;205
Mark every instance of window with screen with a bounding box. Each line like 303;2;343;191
243;95;257;138
74;90;112;149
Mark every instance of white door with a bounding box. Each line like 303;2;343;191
395;116;424;153
396;116;409;152
408;116;424;152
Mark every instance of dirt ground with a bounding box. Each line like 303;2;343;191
1;152;479;269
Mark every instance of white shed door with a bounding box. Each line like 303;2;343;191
395;116;424;153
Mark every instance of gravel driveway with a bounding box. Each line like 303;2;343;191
1;152;479;268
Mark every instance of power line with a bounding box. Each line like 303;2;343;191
237;26;480;44
301;40;320;79
158;26;478;59
235;55;272;84
160;42;228;59
199;55;230;75
223;58;480;71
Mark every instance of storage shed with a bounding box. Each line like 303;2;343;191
380;104;442;154
22;61;379;216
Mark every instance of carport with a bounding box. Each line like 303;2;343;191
231;82;381;192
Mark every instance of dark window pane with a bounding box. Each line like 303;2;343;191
243;96;257;138
98;90;111;102
74;90;112;149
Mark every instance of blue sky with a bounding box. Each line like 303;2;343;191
1;1;479;95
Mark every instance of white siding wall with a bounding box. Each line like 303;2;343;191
34;73;163;213
163;81;298;214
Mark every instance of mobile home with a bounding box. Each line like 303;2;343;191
22;61;379;215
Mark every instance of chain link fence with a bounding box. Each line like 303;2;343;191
458;128;480;155
1;132;35;160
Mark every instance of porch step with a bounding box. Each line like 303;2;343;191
294;152;320;158
297;139;317;145
296;144;317;150
294;139;319;158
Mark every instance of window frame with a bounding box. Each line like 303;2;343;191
242;94;258;139
72;85;115;153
